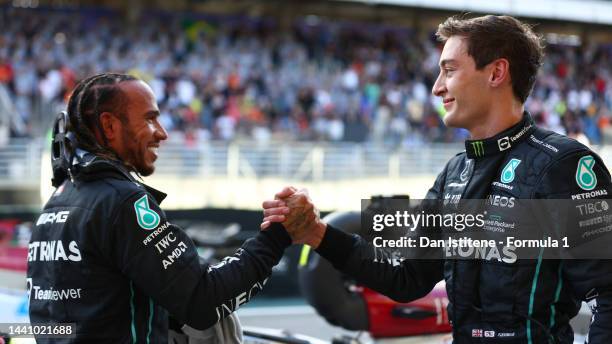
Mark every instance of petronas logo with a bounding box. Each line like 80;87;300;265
134;195;160;230
576;155;597;191
471;141;484;157
501;158;521;184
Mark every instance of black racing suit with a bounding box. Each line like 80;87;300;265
316;113;612;343
27;154;291;343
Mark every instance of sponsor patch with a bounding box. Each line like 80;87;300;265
460;159;472;182
530;135;559;153
497;332;516;337
576;201;609;216
576;155;597;191
571;189;607;200
472;329;483;337
492;181;513;190
28;240;81;262
471;141;484;157
501;158;521;184
498;137;511;151
36;211;70;226
29;284;82;301
134;195;161;230
487;195;515;208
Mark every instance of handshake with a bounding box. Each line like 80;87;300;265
261;187;327;249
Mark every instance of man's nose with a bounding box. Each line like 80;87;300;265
432;75;445;97
155;123;169;141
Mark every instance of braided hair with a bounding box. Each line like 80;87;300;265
66;73;137;161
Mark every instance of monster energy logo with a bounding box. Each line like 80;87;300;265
576;155;597;191
471;141;485;157
134;195;161;230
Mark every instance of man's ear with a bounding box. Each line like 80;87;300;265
98;112;121;141
489;58;510;88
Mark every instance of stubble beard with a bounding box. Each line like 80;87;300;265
121;128;155;176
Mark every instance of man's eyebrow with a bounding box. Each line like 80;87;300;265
439;59;457;68
144;110;160;117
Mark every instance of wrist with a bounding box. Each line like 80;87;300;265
307;221;327;249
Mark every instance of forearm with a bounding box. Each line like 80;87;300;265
315;225;443;302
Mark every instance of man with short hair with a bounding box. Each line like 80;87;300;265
27;73;295;343
263;15;612;343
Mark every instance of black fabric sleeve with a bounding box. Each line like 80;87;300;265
108;192;290;330
314;224;356;270
315;169;448;303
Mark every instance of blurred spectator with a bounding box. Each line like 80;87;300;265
0;6;610;145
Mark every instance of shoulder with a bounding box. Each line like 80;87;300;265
519;126;601;172
520;127;610;197
71;176;150;213
529;127;589;155
445;151;468;171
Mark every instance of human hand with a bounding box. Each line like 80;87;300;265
261;187;326;248
261;186;297;229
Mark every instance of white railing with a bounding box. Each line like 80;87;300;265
0;138;43;187
4;138;612;189
153;141;462;179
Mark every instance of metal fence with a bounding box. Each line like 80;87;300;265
153;141;462;180
0;138;43;188
4;138;612;189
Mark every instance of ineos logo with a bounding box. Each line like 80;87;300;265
487;195;515;208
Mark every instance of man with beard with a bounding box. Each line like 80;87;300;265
27;73;293;343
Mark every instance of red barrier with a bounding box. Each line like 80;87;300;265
364;282;451;338
0;246;28;272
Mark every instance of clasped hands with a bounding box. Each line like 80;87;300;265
261;187;326;248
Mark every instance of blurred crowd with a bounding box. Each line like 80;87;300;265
0;7;611;146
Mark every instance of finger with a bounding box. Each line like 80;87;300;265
260;221;270;230
262;199;286;209
263;215;286;223
275;186;298;200
284;194;306;208
263;207;290;217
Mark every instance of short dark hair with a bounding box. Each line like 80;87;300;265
66;73;137;160
436;15;544;103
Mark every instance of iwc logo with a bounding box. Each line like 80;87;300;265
500;158;521;184
576;155;597;191
134;195;161;230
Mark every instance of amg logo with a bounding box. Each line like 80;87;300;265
36;211;70;226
